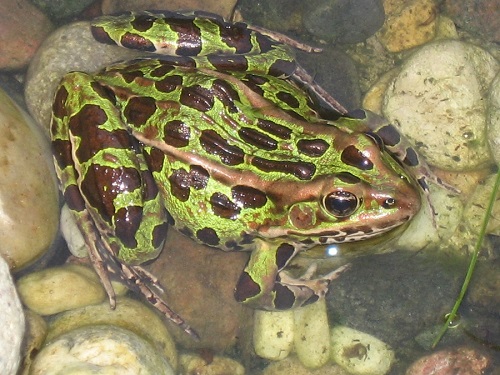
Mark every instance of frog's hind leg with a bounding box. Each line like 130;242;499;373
234;240;350;310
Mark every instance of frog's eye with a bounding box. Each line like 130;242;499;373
323;191;359;218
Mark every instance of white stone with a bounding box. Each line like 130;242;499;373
60;204;88;258
254;310;294;360
179;353;245;375
30;325;174;374
383;40;499;171
330;326;395;375
0;256;24;375
293;299;331;368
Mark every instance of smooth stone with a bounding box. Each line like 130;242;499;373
31;0;95;20
16;264;127;315
0;88;59;271
30;325;174;374
47;297;178;370
25;21;144;134
262;356;350;375
487;72;500;165
179;353;245;375
303;0;385;44
405;347;492;375
383;40;499;171
0;256;24;375
101;0;237;20
60;204;89;258
330;326;395;375
19;310;48;375
293;300;331;368
0;0;53;70
254;309;294;361
377;0;438;52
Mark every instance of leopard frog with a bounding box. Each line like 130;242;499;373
51;11;433;338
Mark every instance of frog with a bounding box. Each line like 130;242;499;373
50;11;446;338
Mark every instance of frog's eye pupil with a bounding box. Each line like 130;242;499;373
324;191;359;218
383;198;396;208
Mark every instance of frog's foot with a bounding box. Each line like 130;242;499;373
277;263;351;305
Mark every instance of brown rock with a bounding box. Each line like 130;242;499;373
0;0;53;70
145;229;253;350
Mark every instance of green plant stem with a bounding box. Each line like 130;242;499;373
432;169;500;349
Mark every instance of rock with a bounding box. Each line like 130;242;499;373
0;87;59;271
47;297;178;370
442;0;500;44
303;0;385;44
19;310;47;375
0;0;53;70
327;250;464;347
144;229;252;350
30;325;175;374
16;264;126;316
101;0;237;20
25;21;144;134
293;300;331;368
0;256;24;375
330;326;395;375
487;72;500;165
377;0;438;52
262;355;349;375
31;0;95;21
383;40;499;171
254;310;294;361
405;347;492;375
179;353;245;375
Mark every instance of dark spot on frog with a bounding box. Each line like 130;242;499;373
303;294;319;306
251;157;316;180
297;138;329;157
124;96;157;127
63;184;86;212
120;31;156;52
114;206;141;249
238;127;277;151
403;147;419;167
276;91;300;108
140;168;160;202
211;79;240;113
163;119;190;148
336;171;361;184
224;240;244;251
231;185;267;209
170;18;202;56
150;62;176;78
269;58;296;77
180;85;214;112
347;109;367;119
52;85;69;120
217;20;253;54
276;243;295;269
131;14;155;32
257;119;292;140
234;271;261;302
375;124;401;147
199;129;245;166
91;82;117;105
119;70;145;84
152;222;168;250
52;139;73;170
210;192;241;219
341;145;374;171
273;283;295;309
143;147;165;173
169;166;209;202
155;74;183;93
207;54;249;72
196;227;220;246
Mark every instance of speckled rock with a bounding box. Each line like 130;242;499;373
19;310;47;375
383;40;499;171
25;21;144;134
262;356;349;375
330;326;395;375
405;347;492;375
0;0;53;70
16;264;127;316
31;0;95;21
487;72;500;165
254;309;294;361
303;0;385;44
101;0;237;20
47;297;178;370
179;353;245;375
0;256;24;375
30;325;174;374
0;87;59;271
377;0;438;52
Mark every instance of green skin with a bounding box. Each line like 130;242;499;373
50;11;428;337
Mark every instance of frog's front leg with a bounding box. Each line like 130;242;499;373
235;240;349;309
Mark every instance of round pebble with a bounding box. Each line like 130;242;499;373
383;40;499;171
0;256;24;375
0;87;59;271
179;353;245;375
30;325;174;374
